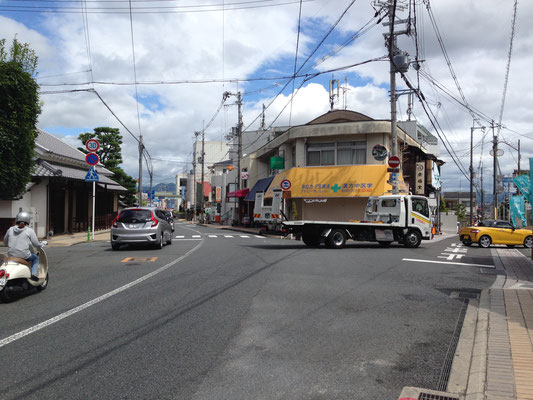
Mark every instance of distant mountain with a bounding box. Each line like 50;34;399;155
143;182;176;193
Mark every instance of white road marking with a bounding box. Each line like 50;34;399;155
224;235;233;238
192;235;201;238
240;235;250;238
402;258;495;268
254;235;263;238
176;235;185;238
438;254;464;260
175;238;202;241
0;240;204;348
208;235;217;238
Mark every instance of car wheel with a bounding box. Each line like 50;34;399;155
155;234;164;249
325;229;347;249
111;242;120;251
479;235;491;248
524;235;532;248
404;231;422;248
36;273;49;291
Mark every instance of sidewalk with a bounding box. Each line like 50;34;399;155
400;247;533;400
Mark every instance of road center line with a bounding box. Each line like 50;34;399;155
402;258;495;268
0;241;203;349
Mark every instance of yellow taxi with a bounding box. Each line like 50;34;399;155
459;220;532;248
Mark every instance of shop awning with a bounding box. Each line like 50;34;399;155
227;188;250;198
244;176;274;201
265;165;408;198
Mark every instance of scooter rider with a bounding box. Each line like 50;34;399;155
3;212;47;281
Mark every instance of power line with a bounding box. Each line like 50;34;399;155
0;0;315;13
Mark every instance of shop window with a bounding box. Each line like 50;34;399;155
337;141;366;165
306;142;335;166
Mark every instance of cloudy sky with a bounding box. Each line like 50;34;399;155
1;0;531;195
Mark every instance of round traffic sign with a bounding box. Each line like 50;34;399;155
86;152;100;166
85;139;100;152
388;155;401;168
280;179;292;190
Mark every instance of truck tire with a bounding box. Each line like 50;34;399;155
404;230;422;248
302;231;321;248
325;229;347;249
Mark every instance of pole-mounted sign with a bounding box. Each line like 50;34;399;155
86;152;100;166
388;155;401;169
85;139;100;152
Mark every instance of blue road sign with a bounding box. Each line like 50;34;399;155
85;166;99;182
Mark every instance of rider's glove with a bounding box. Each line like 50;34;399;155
41;240;48;247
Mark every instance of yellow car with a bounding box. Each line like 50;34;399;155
459;220;532;248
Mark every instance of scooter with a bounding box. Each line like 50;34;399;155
0;244;49;302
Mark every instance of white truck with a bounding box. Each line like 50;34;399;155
253;189;284;232
282;194;433;249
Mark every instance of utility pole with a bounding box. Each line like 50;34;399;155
192;132;198;222
200;124;205;222
381;0;408;194
492;121;498;219
138;137;143;206
518;139;521;175
470;124;485;225
237;92;243;190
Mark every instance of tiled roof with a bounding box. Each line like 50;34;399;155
36;128;87;162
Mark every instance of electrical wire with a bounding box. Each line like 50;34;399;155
288;0;303;127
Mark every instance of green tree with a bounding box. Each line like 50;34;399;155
0;38;41;199
453;203;467;220
78;127;137;205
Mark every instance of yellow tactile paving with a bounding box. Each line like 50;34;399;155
505;290;533;399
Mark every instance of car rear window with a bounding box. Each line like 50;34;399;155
118;209;152;223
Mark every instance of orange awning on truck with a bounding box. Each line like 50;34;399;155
265;165;408;198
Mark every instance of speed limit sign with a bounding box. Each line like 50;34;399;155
85;139;100;152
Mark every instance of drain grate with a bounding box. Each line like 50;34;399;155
436;298;469;391
418;392;459;400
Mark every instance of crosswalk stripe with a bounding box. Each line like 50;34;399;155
240;235;249;238
176;235;184;238
208;235;217;238
254;235;263;238
192;235;201;238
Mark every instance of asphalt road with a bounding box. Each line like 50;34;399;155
0;224;496;399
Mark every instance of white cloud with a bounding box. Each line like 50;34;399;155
0;0;531;192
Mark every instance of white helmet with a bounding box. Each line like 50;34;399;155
15;212;31;225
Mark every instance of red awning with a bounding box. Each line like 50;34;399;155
227;188;250;198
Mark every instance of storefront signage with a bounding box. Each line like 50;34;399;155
216;186;222;202
304;199;328;204
415;161;425;194
270;156;284;170
300;182;374;195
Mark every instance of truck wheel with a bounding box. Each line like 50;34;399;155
404;231;422;248
302;231;321;248
325;229;347;249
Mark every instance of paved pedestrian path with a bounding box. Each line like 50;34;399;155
400;247;533;400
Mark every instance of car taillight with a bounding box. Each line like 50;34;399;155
470;229;480;234
0;270;5;278
112;215;119;228
151;213;159;227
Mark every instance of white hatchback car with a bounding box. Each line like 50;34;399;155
110;207;173;250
